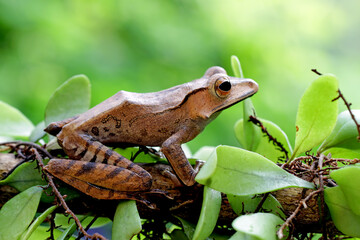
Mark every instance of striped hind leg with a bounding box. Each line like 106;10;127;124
51;130;152;192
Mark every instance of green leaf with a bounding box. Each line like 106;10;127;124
229;232;253;240
195;146;314;195
20;205;57;240
330;166;360;215
0;101;34;138
56;215;86;240
193;186;222;240
45;75;91;126
115;147;160;164
112;200;142;240
193;146;216;161
170;229;189;240
322;147;360;160
0;160;79;203
231;213;285;240
292;74;339;159
228;194;285;219
27;225;63;240
319;110;360;153
231;55;261;151
175;217;196;240
231;55;244;78
242;100;262;151
235;118;292;162
0;160;47;192
324;186;360;237
29;121;46;143
0;186;43;240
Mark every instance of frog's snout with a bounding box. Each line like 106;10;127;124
246;78;259;93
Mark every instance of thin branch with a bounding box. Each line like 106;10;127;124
332;89;360;140
254;192;270;213
318;154;327;239
76;215;100;240
248;115;289;161
311;69;323;76
277;189;322;239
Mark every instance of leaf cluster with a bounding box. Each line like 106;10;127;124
1;56;360;239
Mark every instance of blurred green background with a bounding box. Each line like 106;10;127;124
0;0;359;152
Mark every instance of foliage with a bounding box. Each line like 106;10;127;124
1;56;360;239
1;1;360;152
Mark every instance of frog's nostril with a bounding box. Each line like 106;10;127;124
247;79;259;92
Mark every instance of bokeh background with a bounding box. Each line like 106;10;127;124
0;0;359;152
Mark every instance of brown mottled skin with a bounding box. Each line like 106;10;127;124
44;66;258;202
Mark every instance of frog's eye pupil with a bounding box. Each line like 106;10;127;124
219;81;231;91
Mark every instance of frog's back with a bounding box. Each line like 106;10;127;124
45;78;206;137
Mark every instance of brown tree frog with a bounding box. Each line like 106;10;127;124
44;66;258;202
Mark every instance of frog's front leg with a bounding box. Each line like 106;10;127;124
45;128;152;198
161;127;201;186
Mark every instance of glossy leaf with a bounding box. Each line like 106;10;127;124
193;146;216;161
193;186;222;240
0;159;80;203
231;55;244;79
170;229;189;240
324;186;360;237
231;55;261;151
242;100;262;151
44;75;90;126
176;217;196;240
228;232;252;240
0;160;47;192
112;200;142;240
20;205;57;240
29;121;46;143
292;74;339;159
0;186;43;240
232;213;285;240
235;118;292;162
228;194;285;219
330;166;360;215
319;110;360;153
27;225;62;240
115;147;160;164
0;101;34;138
195;146;314;195
322;147;360;160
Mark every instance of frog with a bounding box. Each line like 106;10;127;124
44;66;258;203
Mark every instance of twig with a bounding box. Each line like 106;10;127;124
332;89;360;140
277;189;322;239
0;141;53;159
248;115;289;161
254;192;270;213
48;211;56;240
318;154;327;239
76;215;100;240
311;69;322;76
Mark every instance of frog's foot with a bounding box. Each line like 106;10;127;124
161;169;183;188
143;189;176;200
194;159;205;173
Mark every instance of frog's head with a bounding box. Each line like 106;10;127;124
199;66;258;117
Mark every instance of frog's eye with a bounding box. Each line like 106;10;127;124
215;77;232;98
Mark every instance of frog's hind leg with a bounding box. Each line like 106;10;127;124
45;159;157;208
54;129;152;191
